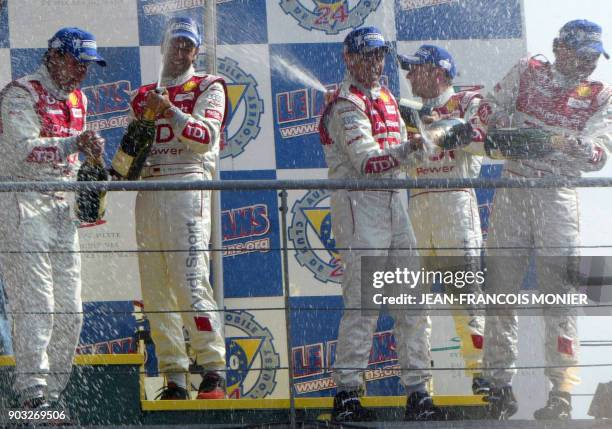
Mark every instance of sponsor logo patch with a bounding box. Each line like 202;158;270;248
567;97;592;109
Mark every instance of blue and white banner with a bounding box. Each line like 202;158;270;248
394;0;523;41
221;170;282;298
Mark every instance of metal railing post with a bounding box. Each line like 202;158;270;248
204;0;225;342
279;189;296;429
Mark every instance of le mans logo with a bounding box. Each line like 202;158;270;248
279;0;380;35
225;310;280;398
288;189;343;284
81;80;132;132
222;204;271;257
208;56;264;159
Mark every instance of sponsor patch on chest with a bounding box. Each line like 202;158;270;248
567;97;592;109
175;92;195;102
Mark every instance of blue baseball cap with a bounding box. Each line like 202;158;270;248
559;19;609;59
48;27;106;66
344;26;389;54
397;45;456;79
164;16;201;48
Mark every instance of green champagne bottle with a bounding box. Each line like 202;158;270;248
111;107;157;180
76;157;109;223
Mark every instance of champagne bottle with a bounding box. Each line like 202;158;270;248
76;157;109;223
485;128;555;160
398;98;432;131
425;118;473;150
111;106;157;180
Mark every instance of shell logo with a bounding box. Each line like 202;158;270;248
576;85;592;98
68;92;79;107
182;80;198;92
445;96;459;113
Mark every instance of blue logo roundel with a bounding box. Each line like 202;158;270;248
224;310;280;398
279;0;381;35
202;56;264;159
288;189;344;284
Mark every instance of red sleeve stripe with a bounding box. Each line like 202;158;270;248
205;109;223;122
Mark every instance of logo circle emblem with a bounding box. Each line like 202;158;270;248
224;310;280;398
279;0;381;35
197;56;264;159
288;189;343;284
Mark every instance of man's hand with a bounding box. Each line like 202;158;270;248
77;131;105;160
487;111;511;129
143;88;172;118
408;134;426;152
420;112;440;125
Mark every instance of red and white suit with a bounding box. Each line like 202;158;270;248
131;66;228;377
482;57;612;391
0;65;85;399
320;73;429;391
407;87;487;374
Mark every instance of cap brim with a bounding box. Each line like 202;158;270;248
363;43;389;52
397;54;426;70
77;50;106;67
349;43;389;54
84;56;106;67
577;42;610;60
169;31;200;48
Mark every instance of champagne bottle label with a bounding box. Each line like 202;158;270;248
111;149;134;177
111;119;156;179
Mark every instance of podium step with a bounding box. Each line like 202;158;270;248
140;395;488;424
141;395;486;411
1;354;490;425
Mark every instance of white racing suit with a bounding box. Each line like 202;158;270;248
131;66;227;377
407;87;486;375
0;65;85;399
319;74;430;391
482;56;612;392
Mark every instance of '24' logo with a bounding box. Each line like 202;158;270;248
314;2;349;26
279;1;381;35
